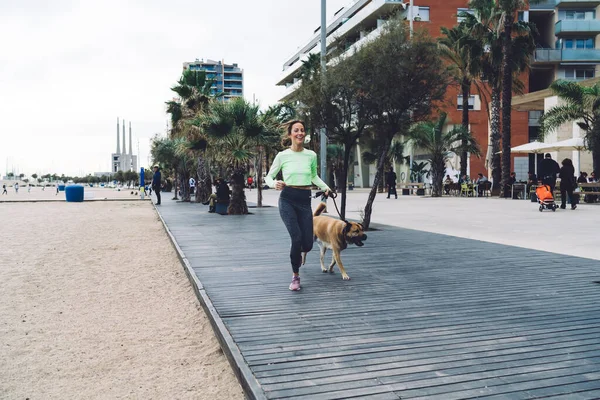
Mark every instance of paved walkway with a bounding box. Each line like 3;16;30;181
156;195;600;400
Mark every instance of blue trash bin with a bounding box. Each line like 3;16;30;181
58;184;66;191
65;185;84;202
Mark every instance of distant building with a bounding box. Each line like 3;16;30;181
183;59;244;101
111;117;138;172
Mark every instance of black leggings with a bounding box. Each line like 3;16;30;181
279;187;313;274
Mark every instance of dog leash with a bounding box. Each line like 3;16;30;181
314;191;348;223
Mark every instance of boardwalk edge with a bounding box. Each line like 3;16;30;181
153;204;266;400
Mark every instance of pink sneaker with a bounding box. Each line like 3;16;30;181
289;276;301;291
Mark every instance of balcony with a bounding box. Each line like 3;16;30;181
555;19;600;35
530;0;556;9
556;0;600;7
534;48;600;62
563;48;600;60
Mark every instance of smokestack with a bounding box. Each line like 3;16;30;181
117;117;120;154
129;122;133;159
122;119;126;155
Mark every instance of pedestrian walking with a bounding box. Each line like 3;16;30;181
2;184;7;195
386;167;397;199
152;166;162;205
14;182;19;194
264;120;331;291
27;184;31;193
559;158;577;210
539;153;560;194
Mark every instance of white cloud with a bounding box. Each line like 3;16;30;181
0;0;348;176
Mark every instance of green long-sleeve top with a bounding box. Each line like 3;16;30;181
264;148;330;191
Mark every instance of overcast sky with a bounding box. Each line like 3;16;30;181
0;0;348;176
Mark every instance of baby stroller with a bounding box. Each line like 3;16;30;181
535;184;557;212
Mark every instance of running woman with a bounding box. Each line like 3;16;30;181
264;120;331;291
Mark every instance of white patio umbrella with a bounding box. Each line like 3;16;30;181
538;137;588;173
506;141;549;175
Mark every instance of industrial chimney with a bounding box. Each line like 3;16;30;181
117;117;120;154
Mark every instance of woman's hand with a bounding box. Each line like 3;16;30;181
275;180;286;190
324;189;332;197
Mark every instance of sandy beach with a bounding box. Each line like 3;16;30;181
0;200;243;399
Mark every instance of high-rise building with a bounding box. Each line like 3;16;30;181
111;117;138;173
276;0;600;186
183;59;244;101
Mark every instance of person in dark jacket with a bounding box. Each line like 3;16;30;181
386;167;397;199
152;166;161;205
559;158;576;210
539;153;560;193
216;179;231;202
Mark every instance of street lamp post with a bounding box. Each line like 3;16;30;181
320;0;327;184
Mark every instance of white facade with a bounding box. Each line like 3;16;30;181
276;0;408;101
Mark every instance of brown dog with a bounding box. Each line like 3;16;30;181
306;202;367;280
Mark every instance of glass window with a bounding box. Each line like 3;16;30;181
586;38;594;48
565;68;574;78
457;95;475;110
565;39;573;49
416;7;429;22
576;39;585;49
457;8;474;23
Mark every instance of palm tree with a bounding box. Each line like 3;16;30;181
439;23;483;177
496;0;540;194
203;98;264;215
361;135;405;193
299;53;321;81
408;112;481;197
539;80;600;173
463;0;536;194
166;69;216;203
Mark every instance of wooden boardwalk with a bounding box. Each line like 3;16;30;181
156;199;600;400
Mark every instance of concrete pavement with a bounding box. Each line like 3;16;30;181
254;188;600;261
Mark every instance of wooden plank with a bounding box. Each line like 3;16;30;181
156;200;600;400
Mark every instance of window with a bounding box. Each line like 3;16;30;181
414;7;429;22
457;95;475;110
457;8;474;23
559;9;595;20
518;11;529;22
563;67;595;80
563;38;594;49
566;10;585;19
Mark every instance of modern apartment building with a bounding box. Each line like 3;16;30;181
276;0;600;187
183;59;244;101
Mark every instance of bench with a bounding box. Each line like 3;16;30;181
400;183;425;196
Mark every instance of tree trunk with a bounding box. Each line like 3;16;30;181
172;169;178;200
339;143;353;221
461;77;470;176
195;153;212;203
431;155;445;197
256;146;264;207
228;169;248;215
362;138;391;230
180;167;191;202
500;14;514;198
490;88;502;194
